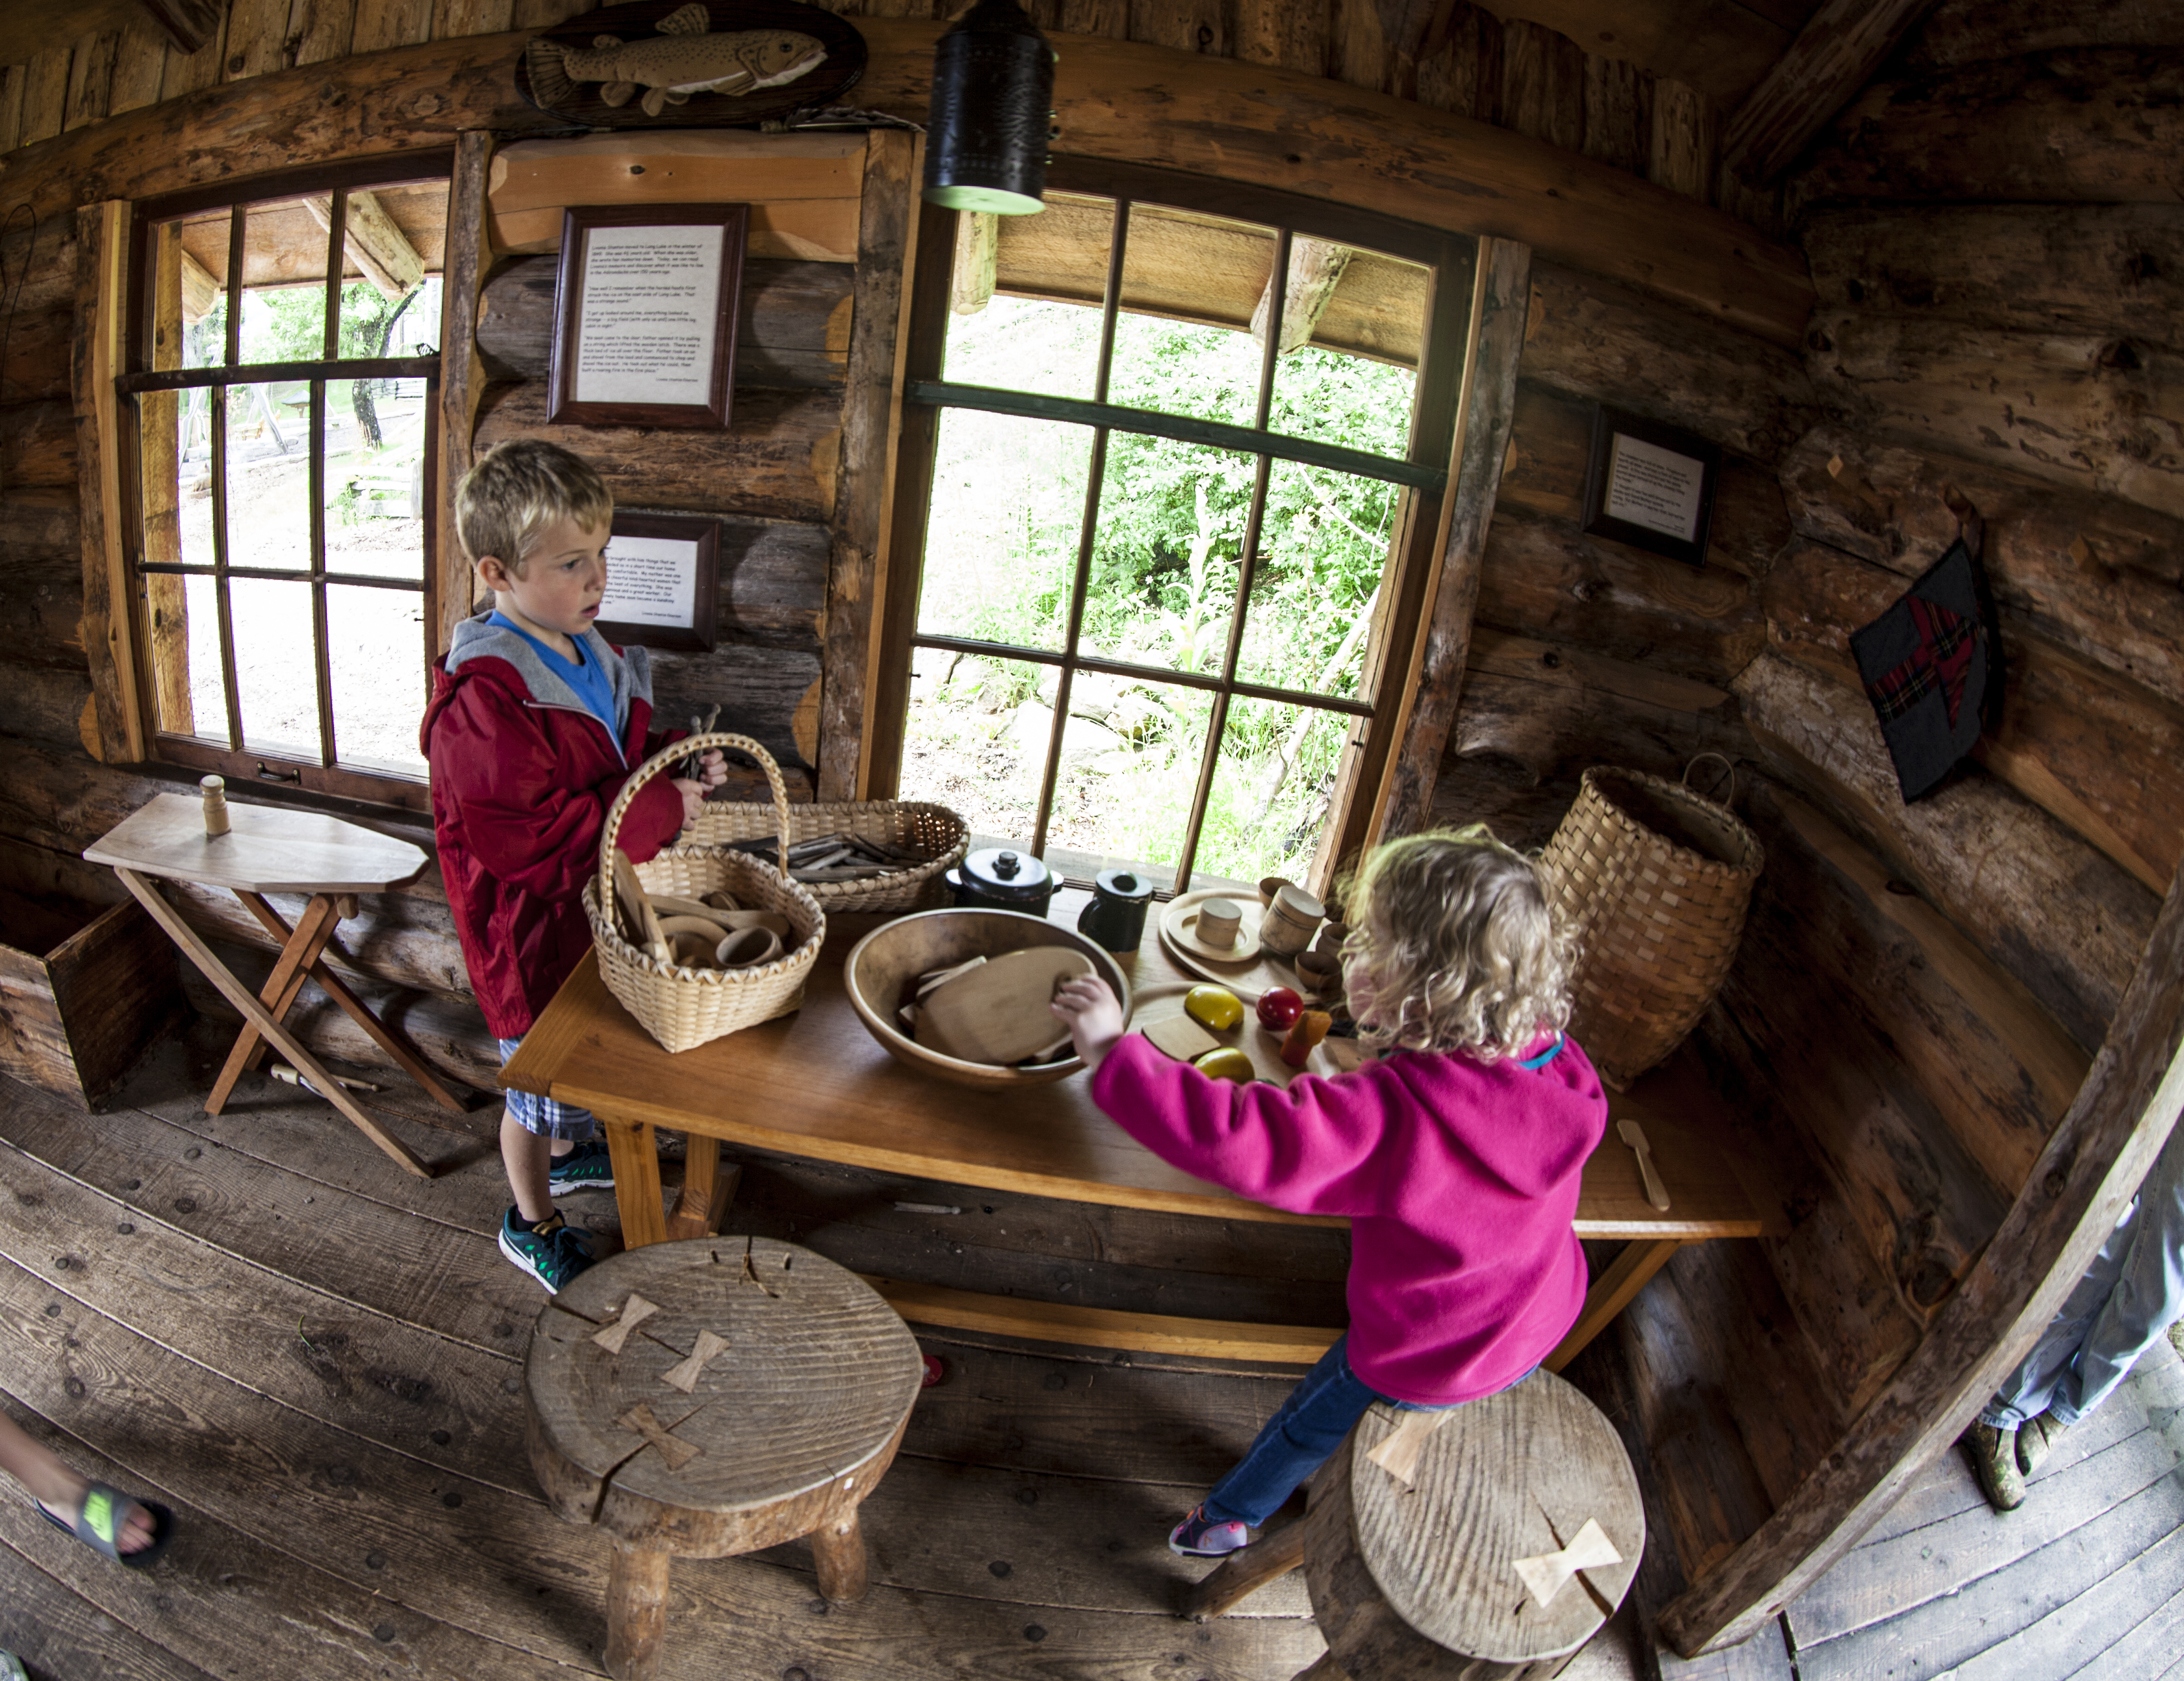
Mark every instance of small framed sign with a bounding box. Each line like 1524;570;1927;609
548;204;748;429
595;512;720;652
1581;405;1721;568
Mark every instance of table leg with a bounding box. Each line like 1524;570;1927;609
1543;1239;1685;1373
112;869;432;1179
1183;1515;1307;1621
602;1538;671;1681
604;1117;669;1248
811;1509;869;1603
234;892;469;1114
205;893;339;1112
666;1147;741;1241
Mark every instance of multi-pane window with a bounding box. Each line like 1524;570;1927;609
121;160;451;808
885;177;1465;891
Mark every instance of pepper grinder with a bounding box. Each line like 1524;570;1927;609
200;774;230;837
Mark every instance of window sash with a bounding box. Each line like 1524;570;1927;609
885;190;1465;893
121;173;444;810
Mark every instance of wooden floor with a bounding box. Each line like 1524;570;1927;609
0;1021;1645;1680
1662;1313;2184;1681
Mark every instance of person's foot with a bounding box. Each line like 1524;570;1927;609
498;1208;595;1293
1169;1504;1251;1558
547;1139;615;1194
2017;1411;2068;1477
36;1483;156;1555
1965;1421;2026;1512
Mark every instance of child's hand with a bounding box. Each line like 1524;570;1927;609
1051;975;1125;1072
670;777;708;827
695;748;730;791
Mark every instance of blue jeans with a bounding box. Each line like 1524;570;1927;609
1202;1335;1447;1528
1981;1118;2184;1430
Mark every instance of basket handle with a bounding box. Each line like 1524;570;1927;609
1682;752;1737;807
596;731;794;917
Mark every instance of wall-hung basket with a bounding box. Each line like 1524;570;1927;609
1538;759;1763;1090
584;732;826;1055
684;798;969;915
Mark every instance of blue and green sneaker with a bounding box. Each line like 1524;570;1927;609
498;1208;595;1294
547;1139;615;1193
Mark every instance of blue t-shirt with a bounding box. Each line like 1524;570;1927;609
488;612;619;736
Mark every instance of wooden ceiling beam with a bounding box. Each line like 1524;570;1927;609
302;189;427;301
1725;0;1942;182
133;0;220;55
1250;237;1354;355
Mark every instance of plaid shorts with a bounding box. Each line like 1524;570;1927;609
498;1038;598;1142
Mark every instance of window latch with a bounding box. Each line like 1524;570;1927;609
255;762;303;783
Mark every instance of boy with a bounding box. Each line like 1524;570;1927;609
423;439;726;1291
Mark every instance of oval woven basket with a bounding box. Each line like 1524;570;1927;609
684;797;969;914
583;732;826;1055
1539;763;1764;1090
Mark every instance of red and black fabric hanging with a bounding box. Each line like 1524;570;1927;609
1849;537;2004;803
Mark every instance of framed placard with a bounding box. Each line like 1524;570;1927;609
1581;404;1722;568
547;204;748;429
595;512;720;651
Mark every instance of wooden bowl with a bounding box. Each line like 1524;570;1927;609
844;909;1134;1089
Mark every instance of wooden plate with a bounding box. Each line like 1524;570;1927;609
1130;981;1367;1086
1161;889;1266;964
917;946;1095;1066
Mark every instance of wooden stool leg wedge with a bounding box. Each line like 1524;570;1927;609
1183;1517;1307;1620
603;1540;673;1681
111;868;432;1177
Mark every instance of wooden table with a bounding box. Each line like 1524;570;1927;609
526;1237;922;1681
85;792;467;1177
506;893;1771;1366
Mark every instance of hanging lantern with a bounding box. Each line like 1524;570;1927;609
922;0;1057;215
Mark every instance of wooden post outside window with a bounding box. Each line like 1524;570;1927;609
435;130;495;658
74;197;145;765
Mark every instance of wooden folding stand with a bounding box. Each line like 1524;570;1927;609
84;792;465;1178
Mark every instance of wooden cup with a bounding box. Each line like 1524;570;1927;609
716;926;784;969
1260;883;1325;959
1197;898;1243;950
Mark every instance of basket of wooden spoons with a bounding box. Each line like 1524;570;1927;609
684;795;968;914
584;733;826;1054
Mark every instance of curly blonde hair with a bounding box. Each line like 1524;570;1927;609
1337;825;1574;1061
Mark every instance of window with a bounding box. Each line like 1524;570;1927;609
120;156;453;809
874;167;1474;892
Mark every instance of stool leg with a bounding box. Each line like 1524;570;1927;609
603;1540;672;1681
811;1509;870;1603
1182;1517;1307;1620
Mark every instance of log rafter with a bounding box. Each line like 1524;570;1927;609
1725;0;1942;182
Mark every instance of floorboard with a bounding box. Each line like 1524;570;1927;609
1940;1520;2184;1681
0;1529;226;1681
1655;1617;1797;1680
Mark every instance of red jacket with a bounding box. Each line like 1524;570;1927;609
421;614;686;1040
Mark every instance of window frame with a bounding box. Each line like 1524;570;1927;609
118;151;456;813
866;158;1478;893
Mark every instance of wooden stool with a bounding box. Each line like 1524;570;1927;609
1190;1369;1643;1679
524;1236;924;1681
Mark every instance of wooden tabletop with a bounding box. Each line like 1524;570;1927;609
507;893;1768;1241
84;793;429;893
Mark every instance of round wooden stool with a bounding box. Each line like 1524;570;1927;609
524;1236;924;1681
1295;1369;1644;1679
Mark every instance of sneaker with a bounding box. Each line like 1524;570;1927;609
1168;1504;1251;1558
499;1208;595;1294
2017;1411;2068;1477
1964;1421;2026;1512
547;1140;615;1194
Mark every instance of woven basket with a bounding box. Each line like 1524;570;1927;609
583;732;826;1055
1539;760;1764;1090
684;797;968;915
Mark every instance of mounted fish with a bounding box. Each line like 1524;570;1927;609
517;0;867;130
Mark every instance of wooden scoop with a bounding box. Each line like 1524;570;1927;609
917;947;1094;1065
612;850;668;962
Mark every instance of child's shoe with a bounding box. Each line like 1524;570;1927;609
547;1139;615;1193
1168;1504;1250;1557
499;1208;595;1294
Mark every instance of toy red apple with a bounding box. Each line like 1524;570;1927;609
1257;987;1304;1031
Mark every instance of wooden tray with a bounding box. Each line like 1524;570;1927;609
1157;891;1321;1005
1130;981;1367;1087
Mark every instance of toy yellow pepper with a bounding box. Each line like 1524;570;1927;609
1192;1046;1254;1084
1183;985;1244;1031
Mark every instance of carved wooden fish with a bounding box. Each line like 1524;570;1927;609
527;3;827;118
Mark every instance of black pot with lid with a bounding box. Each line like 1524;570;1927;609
946;846;1056;915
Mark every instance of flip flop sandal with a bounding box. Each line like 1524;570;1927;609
37;1482;177;1569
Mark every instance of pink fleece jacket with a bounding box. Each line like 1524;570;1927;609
1090;1031;1607;1405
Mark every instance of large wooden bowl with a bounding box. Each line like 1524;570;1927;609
843;909;1134;1089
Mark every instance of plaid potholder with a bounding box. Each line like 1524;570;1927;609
1848;538;2002;802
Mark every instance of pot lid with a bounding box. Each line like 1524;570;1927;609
960;846;1054;900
